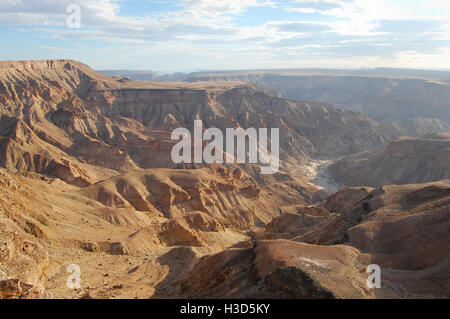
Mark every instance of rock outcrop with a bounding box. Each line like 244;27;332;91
175;240;372;299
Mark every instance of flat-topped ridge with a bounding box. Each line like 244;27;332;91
0;59;251;91
0;59;92;71
0;59;85;68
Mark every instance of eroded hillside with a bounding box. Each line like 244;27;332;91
0;60;448;299
329;133;450;187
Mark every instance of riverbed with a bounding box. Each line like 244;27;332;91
302;158;342;195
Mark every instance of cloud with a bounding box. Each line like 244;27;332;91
0;0;121;26
375;19;446;34
272;21;331;33
0;0;278;42
180;0;275;16
287;0;422;35
1;0;450;70
289;0;345;13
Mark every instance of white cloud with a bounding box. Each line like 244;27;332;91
289;0;424;35
0;0;120;25
1;0;450;70
180;0;275;16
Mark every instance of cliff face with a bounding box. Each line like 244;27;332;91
187;72;450;124
378;118;450;139
329;134;450;187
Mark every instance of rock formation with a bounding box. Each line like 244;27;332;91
329;133;450;187
0;60;448;299
186;71;450;124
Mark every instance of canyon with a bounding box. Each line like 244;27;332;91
0;60;449;299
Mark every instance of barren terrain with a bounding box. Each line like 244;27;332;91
0;60;448;299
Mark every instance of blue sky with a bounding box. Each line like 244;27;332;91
0;0;449;72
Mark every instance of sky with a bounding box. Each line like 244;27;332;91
0;0;450;72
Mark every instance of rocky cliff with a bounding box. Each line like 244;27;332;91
187;72;450;124
328;133;450;187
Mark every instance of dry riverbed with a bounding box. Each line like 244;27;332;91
302;159;342;195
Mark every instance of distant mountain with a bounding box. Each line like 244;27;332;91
189;67;450;80
99;68;450;124
185;69;450;124
99;69;189;82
